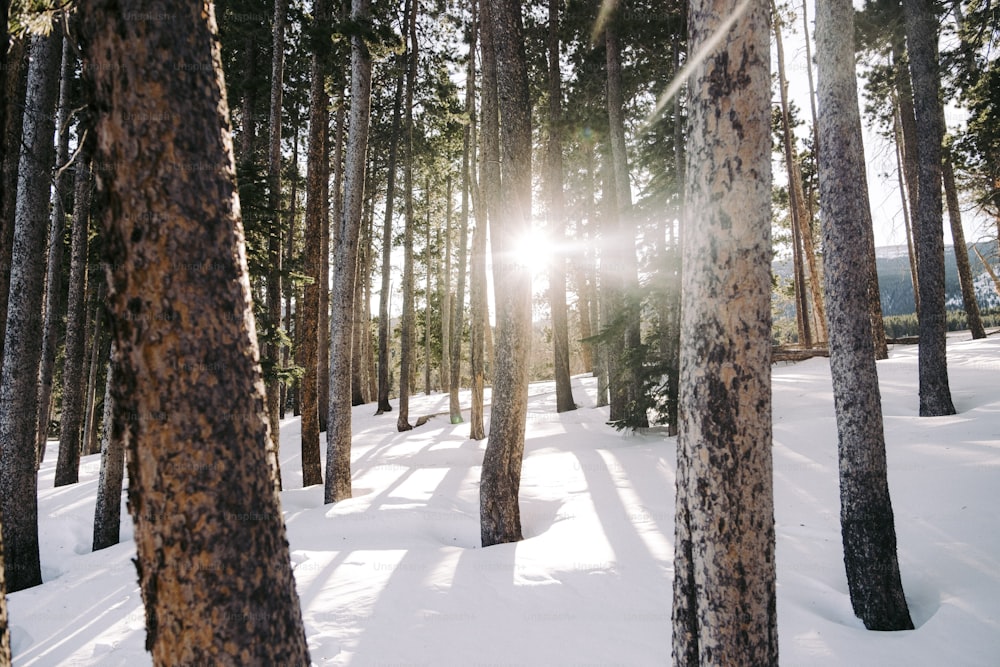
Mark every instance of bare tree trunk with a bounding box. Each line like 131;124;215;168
93;343;125;551
82;290;107;456
0;25;61;592
78;0;311;659
605;21;645;425
36;35;74;465
397;0;418;433
54;126;92;487
441;177;452;394
264;0;289;493
943;149;985;339
0;35;29;367
817;0;914;631
672;0;778;661
321;99;342;433
894;104;920;313
326;0;374;502
300;0;329;489
424;178;433;396
904;0;956;416
480;0;532;547
376;49;406;415
548;0;575;413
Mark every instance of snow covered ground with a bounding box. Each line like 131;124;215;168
8;333;1000;665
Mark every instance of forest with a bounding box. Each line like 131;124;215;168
0;0;998;663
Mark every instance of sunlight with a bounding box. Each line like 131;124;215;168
510;227;553;276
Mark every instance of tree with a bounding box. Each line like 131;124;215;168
903;0;956;416
54;127;93;487
0;24;62;592
78;0;311;660
397;0;418;433
35;34;74;464
547;0;576;414
93;345;125;551
671;0;778;661
816;0;914;632
264;0;290;493
326;0;373;502
376;49;406;416
300;0;330;489
942;147;985;340
480;0;533;547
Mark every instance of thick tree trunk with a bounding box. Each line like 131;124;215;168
93;344;125;551
0;25;61;592
78;0;311;660
300;0;329;489
36;35;74;465
903;0;956;416
548;0;575;413
54;132;92;486
397;0;418;433
816;0;914;631
0;37;29;368
671;0;778;662
376;51;406;415
943;149;985;339
326;0;374;502
480;0;532;547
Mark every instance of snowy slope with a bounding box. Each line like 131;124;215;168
8;334;1000;665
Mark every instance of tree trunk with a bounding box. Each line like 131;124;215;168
943;149;985;339
442;177;453;396
0;36;29;368
326;0;374;502
816;0;915;631
300;0;329;489
0;25;61;592
376;50;406;415
78;0;311;660
93;343;125;551
672;0;778;661
548;0;576;413
480;0;532;547
321;99;341;433
894;104;920;313
264;0;289;494
54;128;92;487
903;0;956;416
397;0;418;433
605;21;645;425
36;34;74;466
82;289;107;456
599;150;627;419
424;179;433;396
471;0;495;442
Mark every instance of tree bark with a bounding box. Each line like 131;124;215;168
376;50;406;415
300;0;329;489
548;0;576;413
816;0;915;631
36;34;74;465
93;343;126;551
82;288;107;456
321;99;342;433
442;177;453;396
470;0;492;441
672;0;778;661
424;179;433;396
0;25;61;592
943;148;985;339
327;0;374;502
264;0;289;494
480;0;532;547
397;0;418;433
903;0;956;416
78;0;311;660
55;129;93;486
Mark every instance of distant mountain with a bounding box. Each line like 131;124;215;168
774;240;1000;317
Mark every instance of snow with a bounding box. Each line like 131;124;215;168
9;333;1000;665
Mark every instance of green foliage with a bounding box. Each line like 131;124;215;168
882;308;1000;338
